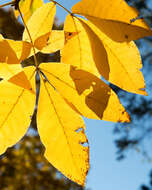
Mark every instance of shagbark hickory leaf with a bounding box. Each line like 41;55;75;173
61;15;102;78
14;0;43;22
23;2;56;50
0;66;35;155
39;63;130;122
37;73;89;186
72;0;152;42
62;15;147;95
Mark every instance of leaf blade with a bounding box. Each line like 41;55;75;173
23;2;56;50
37;74;89;186
0;66;36;155
72;0;152;41
39;63;130;122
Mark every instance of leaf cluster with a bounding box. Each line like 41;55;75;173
0;0;152;186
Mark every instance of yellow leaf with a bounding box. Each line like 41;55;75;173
37;74;89;186
28;30;65;58
39;63;130;122
0;38;31;64
61;15;101;78
84;19;147;95
14;0;43;22
23;2;56;50
41;30;65;54
0;66;35;155
62;15;147;95
72;0;152;41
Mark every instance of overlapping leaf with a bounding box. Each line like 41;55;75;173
23;2;56;50
39;63;130;122
0;38;31;64
62;15;147;95
41;30;65;54
37;72;89;185
0;66;35;155
72;0;152;41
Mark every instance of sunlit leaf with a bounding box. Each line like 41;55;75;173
0;66;35;155
0;38;31;64
37;74;89;186
39;63;130;122
72;0;152;41
14;0;43;22
62;15;147;95
41;30;65;54
61;15;101;78
23;2;56;50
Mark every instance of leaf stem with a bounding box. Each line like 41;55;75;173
50;0;73;15
18;6;38;68
0;1;15;8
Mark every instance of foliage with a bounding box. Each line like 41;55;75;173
0;0;152;186
0;8;84;190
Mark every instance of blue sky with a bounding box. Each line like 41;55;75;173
1;0;152;190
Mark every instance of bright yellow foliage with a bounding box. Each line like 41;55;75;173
0;0;152;187
37;72;89;185
41;30;65;54
0;66;35;155
0;63;23;80
23;2;56;50
39;63;130;122
14;0;43;22
0;38;31;64
72;0;152;41
62;15;146;95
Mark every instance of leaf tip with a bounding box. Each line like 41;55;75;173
119;110;131;123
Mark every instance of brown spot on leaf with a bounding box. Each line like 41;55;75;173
124;34;129;39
